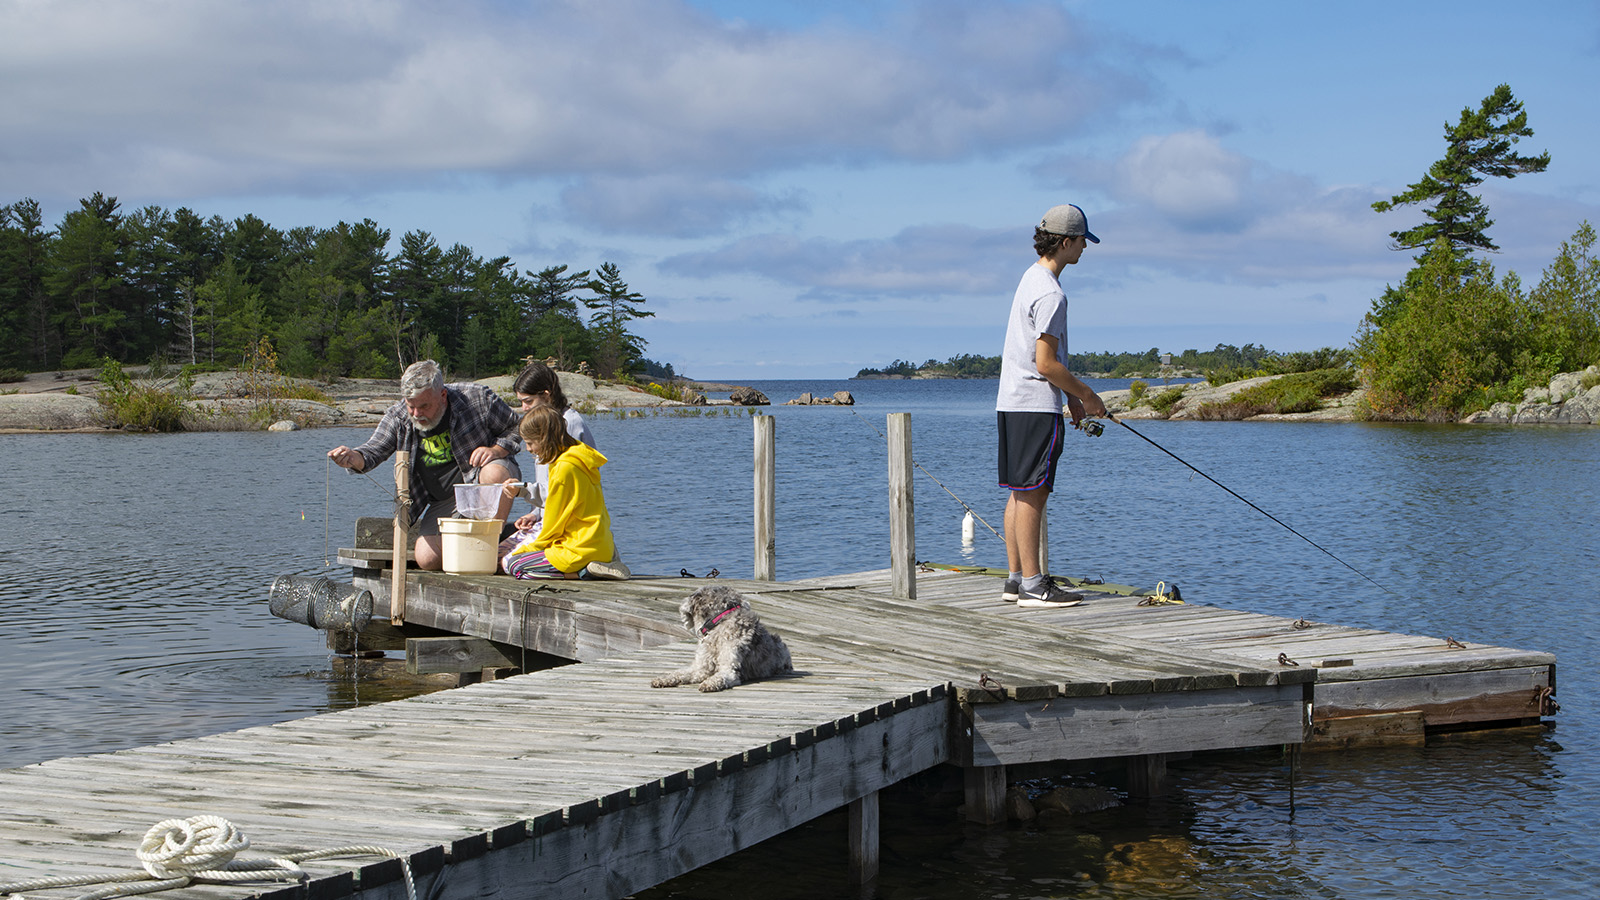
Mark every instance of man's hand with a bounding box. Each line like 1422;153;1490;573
469;445;506;468
327;446;364;472
1079;391;1108;419
1066;395;1086;425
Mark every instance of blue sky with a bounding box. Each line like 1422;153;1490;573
4;1;1597;379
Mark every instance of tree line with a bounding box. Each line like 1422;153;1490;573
854;343;1322;380
0;193;656;381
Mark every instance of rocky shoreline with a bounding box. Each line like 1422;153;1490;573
1099;366;1599;425
0;368;748;433
3;365;1596;432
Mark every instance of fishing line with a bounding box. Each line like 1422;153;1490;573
848;407;1004;544
324;456;332;567
1110;416;1398;596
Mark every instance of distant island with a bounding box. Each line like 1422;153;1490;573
852;344;1284;380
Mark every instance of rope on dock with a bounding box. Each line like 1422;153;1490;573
0;815;416;900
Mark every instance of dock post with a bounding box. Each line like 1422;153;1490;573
391;450;410;625
963;764;1007;824
754;415;776;581
1126;753;1168;797
888;413;915;600
848;790;880;884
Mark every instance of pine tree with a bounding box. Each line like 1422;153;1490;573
583;262;653;378
47;193;128;366
1372;84;1549;254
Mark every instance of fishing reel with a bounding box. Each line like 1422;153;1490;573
1075;418;1105;437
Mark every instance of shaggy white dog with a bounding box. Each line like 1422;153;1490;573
650;585;794;692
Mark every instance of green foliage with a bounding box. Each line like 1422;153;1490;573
858;344;1334;382
1356;223;1600;420
1372;84;1550;254
856;358;921;377
1149;386;1187;416
1204;365;1263;387
1193;369;1357;420
0;196;654;383
638;358;677;380
584;262;653;379
1127;380;1148;404
1355;240;1526;420
95;357;191;431
0;367;23;383
1262;347;1352;374
1082;344;1271;377
643;381;697;402
1525;222;1600;372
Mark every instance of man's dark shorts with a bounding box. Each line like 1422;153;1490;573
997;411;1065;492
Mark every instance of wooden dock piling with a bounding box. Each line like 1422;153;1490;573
753;415;775;582
887;412;915;600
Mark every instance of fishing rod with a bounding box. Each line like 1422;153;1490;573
1101;415;1398;597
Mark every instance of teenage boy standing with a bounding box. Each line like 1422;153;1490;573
996;204;1108;608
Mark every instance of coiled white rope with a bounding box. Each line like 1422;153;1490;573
0;815;416;900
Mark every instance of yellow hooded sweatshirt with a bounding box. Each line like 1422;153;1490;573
520;441;615;573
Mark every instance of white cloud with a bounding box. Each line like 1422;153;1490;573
0;0;1145;200
559;175;807;238
1111;131;1258;230
659;224;1021;299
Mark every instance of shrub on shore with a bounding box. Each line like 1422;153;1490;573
1192;369;1357;420
96;359;192;431
1148;386;1187;416
1206;347;1353;387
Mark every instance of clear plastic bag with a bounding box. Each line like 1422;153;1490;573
453;483;503;520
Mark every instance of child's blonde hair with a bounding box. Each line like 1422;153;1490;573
520;406;577;463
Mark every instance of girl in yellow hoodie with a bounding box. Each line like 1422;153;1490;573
501;406;616;579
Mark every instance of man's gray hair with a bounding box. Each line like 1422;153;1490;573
400;360;445;399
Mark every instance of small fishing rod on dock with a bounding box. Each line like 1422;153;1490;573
1093;414;1398;597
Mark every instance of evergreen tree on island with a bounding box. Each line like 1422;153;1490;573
1372;83;1549;255
1368;84;1549;328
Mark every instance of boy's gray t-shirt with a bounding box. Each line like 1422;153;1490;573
996;263;1069;413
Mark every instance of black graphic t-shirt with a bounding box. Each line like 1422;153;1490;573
415;407;461;504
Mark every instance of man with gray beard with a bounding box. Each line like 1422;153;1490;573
328;359;523;570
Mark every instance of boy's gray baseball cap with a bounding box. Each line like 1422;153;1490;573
1040;204;1099;243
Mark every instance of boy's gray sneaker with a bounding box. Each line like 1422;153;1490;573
1001;579;1020;602
1017;580;1083;608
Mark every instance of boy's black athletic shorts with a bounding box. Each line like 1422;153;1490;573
997;410;1065;492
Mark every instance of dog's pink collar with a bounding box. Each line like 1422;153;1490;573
700;605;739;635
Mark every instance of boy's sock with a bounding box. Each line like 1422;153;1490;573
1022;573;1046;593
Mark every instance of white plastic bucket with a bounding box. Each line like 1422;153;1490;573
439;517;502;575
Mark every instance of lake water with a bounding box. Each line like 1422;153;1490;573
3;377;1597;898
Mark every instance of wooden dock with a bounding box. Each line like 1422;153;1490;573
0;558;1555;900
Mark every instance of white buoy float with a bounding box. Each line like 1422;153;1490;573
961;510;975;544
